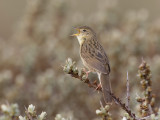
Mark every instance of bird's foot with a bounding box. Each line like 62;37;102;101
82;68;91;78
96;84;102;90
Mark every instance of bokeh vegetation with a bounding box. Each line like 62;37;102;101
0;0;160;119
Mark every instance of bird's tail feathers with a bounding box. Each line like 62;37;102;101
99;73;112;104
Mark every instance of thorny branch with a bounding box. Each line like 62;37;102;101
63;58;137;120
63;58;159;120
69;71;137;119
68;70;137;119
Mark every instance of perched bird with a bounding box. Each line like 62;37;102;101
71;26;112;103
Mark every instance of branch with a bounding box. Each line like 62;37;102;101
105;89;136;120
126;71;130;109
68;70;136;119
63;58;137;120
69;70;101;91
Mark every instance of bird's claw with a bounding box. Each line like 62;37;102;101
96;84;102;90
82;68;91;78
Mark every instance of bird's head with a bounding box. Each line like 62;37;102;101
71;26;96;45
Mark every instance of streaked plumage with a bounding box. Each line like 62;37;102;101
71;26;112;103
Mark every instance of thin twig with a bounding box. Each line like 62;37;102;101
148;104;153;115
100;101;104;108
138;115;151;120
126;71;130;109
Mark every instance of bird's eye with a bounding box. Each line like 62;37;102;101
83;29;86;32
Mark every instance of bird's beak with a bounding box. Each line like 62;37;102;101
70;28;80;36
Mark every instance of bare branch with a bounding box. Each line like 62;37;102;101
126;71;130;109
138;115;151;120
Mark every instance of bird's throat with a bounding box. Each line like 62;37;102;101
77;36;85;45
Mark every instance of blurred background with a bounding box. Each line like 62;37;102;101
0;0;160;119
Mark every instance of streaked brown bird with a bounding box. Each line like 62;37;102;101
71;26;112;103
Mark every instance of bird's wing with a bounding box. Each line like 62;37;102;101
80;40;110;74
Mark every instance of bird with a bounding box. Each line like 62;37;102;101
71;26;112;104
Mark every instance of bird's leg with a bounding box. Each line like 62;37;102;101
82;68;91;78
85;71;91;78
93;83;102;93
96;84;102;90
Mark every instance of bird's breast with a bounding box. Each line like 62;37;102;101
80;45;96;72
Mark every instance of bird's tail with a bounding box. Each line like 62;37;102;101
99;73;112;104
